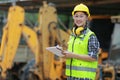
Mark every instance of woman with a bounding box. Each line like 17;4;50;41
62;3;100;80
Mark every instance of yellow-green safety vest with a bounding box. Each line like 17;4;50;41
65;28;98;80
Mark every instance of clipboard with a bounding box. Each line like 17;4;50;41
46;46;64;57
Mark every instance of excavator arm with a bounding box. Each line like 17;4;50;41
0;5;41;79
22;25;40;65
0;5;25;78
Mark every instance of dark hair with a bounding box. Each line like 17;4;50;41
74;11;88;17
83;12;88;16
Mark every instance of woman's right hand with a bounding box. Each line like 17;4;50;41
62;51;73;58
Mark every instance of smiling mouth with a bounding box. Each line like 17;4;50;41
76;20;82;23
76;22;82;25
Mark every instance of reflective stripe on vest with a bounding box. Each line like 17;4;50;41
66;65;96;72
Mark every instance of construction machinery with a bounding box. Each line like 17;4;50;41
95;16;120;80
3;1;120;80
0;1;70;80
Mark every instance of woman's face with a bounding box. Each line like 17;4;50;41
73;11;88;27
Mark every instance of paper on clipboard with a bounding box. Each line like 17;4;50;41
46;46;64;57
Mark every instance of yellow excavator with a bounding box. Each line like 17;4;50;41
0;1;70;80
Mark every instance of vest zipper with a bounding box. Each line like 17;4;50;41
70;36;76;78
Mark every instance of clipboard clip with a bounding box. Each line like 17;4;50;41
56;46;63;52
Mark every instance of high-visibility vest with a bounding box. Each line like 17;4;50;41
65;28;98;80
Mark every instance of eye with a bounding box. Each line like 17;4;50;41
74;15;79;18
80;15;84;17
